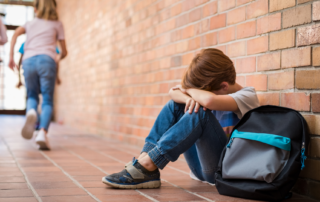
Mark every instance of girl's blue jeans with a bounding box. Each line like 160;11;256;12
22;55;56;131
141;100;228;184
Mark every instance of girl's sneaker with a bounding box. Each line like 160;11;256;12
35;130;50;150
21;109;37;139
102;158;161;189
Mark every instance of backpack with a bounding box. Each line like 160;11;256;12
214;105;309;201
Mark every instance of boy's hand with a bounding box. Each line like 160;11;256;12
185;98;207;114
172;84;187;94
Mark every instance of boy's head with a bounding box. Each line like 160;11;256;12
182;48;236;94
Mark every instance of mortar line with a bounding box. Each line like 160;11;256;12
39;151;102;202
0;137;42;202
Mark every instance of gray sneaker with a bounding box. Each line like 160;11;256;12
102;158;161;189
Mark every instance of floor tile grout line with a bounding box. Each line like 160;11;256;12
0;137;42;202
84;145;214;202
39;151;102;202
64;147;160;202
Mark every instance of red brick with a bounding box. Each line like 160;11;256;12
246;74;267;91
227;41;246;57
257;52;281;71
237;0;254;6
314;1;320;21
218;26;235;43
268;71;294;90
182;25;194;39
235;57;256;73
303;115;320;135
283;5;311;28
281;93;310;111
200;19;210;34
270;0;295;12
312;94;320;113
227;7;246;25
257;13;281;35
236;76;246;86
202;32;218;47
246;0;268;19
189;8;202;23
298;0;312;4
281;47;311;68
210;14;226;30
247;36;268;55
297;25;320;46
203;1;218;17
270;29;295;51
296;70;320;89
313;46;320;66
257;93;280;106
182;52;194;66
175;13;189;28
237;21;256;39
188;37;201;51
171;3;182;17
219;0;236;12
214;45;227;54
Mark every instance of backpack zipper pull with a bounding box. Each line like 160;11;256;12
227;138;234;148
301;142;307;170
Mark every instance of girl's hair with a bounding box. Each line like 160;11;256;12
182;48;236;91
34;0;58;20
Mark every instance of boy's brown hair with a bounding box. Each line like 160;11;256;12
182;48;236;91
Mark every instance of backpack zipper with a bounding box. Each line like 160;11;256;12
301;142;307;170
227;138;234;148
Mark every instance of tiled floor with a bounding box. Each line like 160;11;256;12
0;115;318;202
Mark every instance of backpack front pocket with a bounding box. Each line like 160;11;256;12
222;130;291;183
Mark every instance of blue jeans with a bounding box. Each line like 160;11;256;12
141;100;228;184
23;55;57;131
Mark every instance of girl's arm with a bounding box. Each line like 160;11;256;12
56;40;68;62
16;54;23;88
9;27;25;70
186;88;239;112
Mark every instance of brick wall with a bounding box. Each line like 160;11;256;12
55;0;320;199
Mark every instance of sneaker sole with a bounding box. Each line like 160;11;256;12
101;177;161;189
36;140;50;150
21;113;37;139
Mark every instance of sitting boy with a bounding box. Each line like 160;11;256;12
102;48;260;188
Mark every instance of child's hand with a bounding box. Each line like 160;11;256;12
16;81;23;88
185;98;207;114
8;58;17;71
172;84;187;94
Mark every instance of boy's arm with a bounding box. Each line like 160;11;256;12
168;88;190;104
186;88;239;112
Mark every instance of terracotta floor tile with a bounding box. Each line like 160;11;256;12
0;198;37;202
148;192;206;202
41;196;97;202
35;188;87;196
0;176;26;183
0;189;34;197
86;187;140;195
0;183;29;190
78;181;106;188
95;194;153;202
30;181;78;189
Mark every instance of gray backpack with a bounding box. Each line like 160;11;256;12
215;105;309;201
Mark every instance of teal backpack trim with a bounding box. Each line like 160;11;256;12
229;130;291;151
